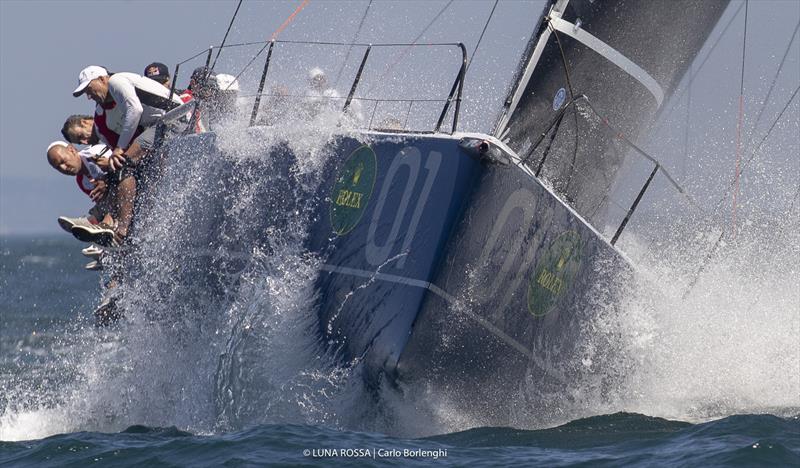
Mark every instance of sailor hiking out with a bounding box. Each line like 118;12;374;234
72;65;184;245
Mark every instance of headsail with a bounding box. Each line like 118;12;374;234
494;0;729;229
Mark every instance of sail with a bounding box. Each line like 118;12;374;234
494;0;729;229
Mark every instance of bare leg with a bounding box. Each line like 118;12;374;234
110;142;150;240
115;175;136;239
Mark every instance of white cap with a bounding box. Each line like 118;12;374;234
309;67;325;80
216;73;240;92
47;141;68;152
73;65;108;97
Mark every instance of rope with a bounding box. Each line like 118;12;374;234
732;0;748;238
684;83;799;298
682;63;692;180
749;20;799;141
365;0;454;95
736;84;800;188
580;98;691;203
465;0;499;75
210;0;244;72
548;22;581;192
333;0;373;88
788;183;800;215
271;0;310;41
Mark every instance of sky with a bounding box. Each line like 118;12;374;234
0;0;797;236
616;0;800;237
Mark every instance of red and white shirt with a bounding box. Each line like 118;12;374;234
75;145;112;197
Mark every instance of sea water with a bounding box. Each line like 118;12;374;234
0;239;797;466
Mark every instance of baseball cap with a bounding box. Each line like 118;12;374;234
144;62;170;83
73;65;108;97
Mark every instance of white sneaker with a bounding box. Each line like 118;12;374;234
81;245;104;259
71;223;118;247
58;216;94;234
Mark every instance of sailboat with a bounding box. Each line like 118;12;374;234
117;0;741;422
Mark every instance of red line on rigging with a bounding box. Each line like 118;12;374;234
271;0;310;41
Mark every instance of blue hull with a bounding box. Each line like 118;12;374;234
151;129;629;409
301;131;627;392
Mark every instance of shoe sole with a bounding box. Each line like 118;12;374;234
71;225;116;247
58;217;75;233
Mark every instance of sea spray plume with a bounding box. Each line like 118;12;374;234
206;111;379;431
586;206;800;422
0;107;368;440
0;318;109;440
369;203;798;435
110;109;356;427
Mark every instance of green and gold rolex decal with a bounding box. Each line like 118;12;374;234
330;145;377;235
527;230;582;317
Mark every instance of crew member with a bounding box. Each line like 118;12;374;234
61;114;99;145
46;141;117;246
72;65;184;243
143;62;172;89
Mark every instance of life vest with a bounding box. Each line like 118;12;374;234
94;101;143;148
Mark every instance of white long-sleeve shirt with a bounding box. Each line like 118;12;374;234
94;72;184;149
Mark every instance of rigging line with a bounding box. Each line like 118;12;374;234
655;1;746;130
683;84;799;297
750;20;800;142
465;0;499;75
548;22;581;192
365;0;454;96
732;0;748;239
271;0;310;40
226;0;310;89
210;0;244;72
519;95;580;164
333;0;373;88
682;62;692;181
735;84;799;190
579;97;695;206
